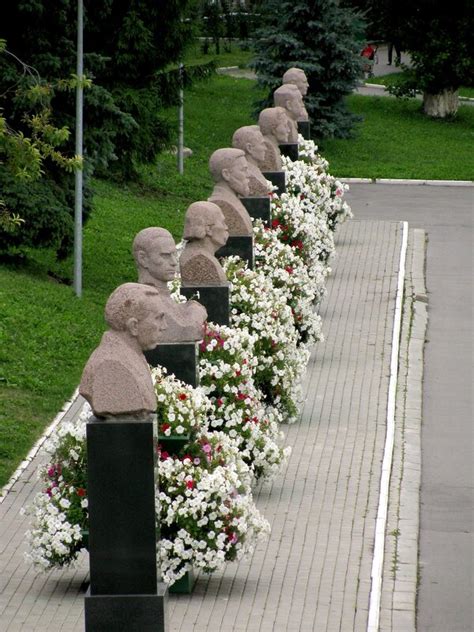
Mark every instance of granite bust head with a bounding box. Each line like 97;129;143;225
79;283;167;419
282;67;309;97
180;201;229;287
258;107;292;144
132;226;208;342
232;125;267;166
133;227;178;290
209;147;250;198
274;83;307;122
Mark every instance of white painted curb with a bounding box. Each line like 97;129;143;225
367;221;409;632
0;389;82;503
342;177;474;187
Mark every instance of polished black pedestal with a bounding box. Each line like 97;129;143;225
216;235;254;270
241;196;271;226
85;587;168;632
297;120;311;140
279;142;299;162
262;171;286;195
181;285;230;326
145;342;199;387
85;418;167;631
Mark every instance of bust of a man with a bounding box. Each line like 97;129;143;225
180;201;229;287
282;67;310;98
133;227;207;342
232;125;272;196
208;148;253;237
257;107;291;171
274;84;308;140
79;283;166;420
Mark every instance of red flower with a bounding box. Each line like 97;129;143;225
271;218;281;228
216;398;224;407
235;370;241;377
285;266;293;274
178;393;187;401
77;487;87;497
186;479;195;490
160;451;170;461
160;423;171;433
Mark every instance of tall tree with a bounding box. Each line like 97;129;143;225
0;1;205;258
251;0;365;139
385;0;474;117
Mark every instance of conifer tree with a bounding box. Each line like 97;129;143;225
251;0;365;138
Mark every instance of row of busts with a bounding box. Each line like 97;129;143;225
79;68;310;419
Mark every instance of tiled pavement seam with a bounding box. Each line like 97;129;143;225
0;219;405;631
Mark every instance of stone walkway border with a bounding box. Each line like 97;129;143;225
0;390;82;504
367;222;409;631
342;178;474;187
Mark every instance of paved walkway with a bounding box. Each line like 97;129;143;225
0;218;424;631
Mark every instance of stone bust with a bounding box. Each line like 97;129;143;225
274;84;308;141
257;107;291;171
79;283;166;420
232;125;272;196
133;227;207;342
208;148;253;236
282;67;310;97
180;201;229;287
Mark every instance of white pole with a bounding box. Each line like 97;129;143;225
177;63;184;175
73;0;84;297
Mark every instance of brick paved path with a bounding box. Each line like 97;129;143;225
0;219;403;631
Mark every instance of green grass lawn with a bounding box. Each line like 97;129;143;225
368;72;474;99
1;72;473;488
320;95;474;180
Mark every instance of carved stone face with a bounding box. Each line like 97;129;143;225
247;131;266;163
274;113;291;143
286;92;306;120
209;209;229;248
142;235;178;283
130;296;168;350
293;72;309;96
223;155;250;197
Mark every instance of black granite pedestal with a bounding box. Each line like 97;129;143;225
279;142;299;162
262;171;286;195
241;196;271;226
297;120;311;140
85;418;167;632
216;235;254;270
180;285;230;326
145;342;199;387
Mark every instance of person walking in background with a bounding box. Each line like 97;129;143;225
387;40;401;65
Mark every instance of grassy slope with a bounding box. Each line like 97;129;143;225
0;75;261;487
320;95;474;180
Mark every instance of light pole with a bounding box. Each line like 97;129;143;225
74;0;84;297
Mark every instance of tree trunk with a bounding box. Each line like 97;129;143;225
423;89;459;118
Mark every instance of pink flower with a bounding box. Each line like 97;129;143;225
202;443;212;454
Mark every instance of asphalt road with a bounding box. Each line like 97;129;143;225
345;183;474;632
